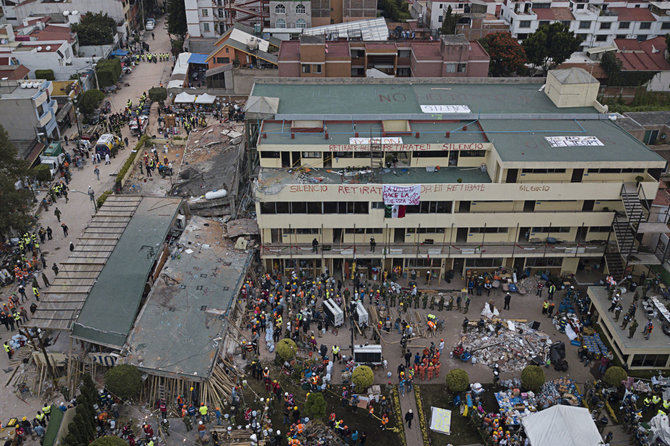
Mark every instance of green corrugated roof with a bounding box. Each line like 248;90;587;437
250;82;596;116
71;197;182;348
479;119;666;164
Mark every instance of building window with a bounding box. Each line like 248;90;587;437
469;227;508;234
405;201;452;214
662;22;670;30
637;34;648;41
579;21;591;29
445;63;456;72
296;18;306;28
275;4;286;14
276;18;286;28
539;21;549;26
260;151;280;158
315;64;322;73
531;226;571;233
599;22;611;29
525;257;563;267
216;57;230;63
218;8;224;17
406;227;446;234
619;21;630;29
302;151;320;158
203;23;210;32
595;35;607;42
301;64;310;73
588;226;611;233
519;20;531;28
202;8;209;16
459;150;486;157
438;15;443;22
296;3;306;13
616;34;627;39
457;63;466;72
576;4;584;9
465;258;504;268
640;22;651;30
631;354;669;367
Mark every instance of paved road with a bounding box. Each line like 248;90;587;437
0;16;172;432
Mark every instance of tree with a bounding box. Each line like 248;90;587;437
441;6;460;35
96;59;121;88
445;368;469;393
521;365;545;392
304;392;327;419
379;0;410;21
0;126;32;237
352;365;374;392
90;437;128;446
104;364;142;400
276;338;298;362
522;23;581;71
72;12;117;46
479;32;528;77
78;89;105;116
603;366;627;387
148;87;167;103
167;0;187;38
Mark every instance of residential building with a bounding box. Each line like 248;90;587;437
269;0;312;29
278;34;490;77
246;68;666;287
0;64;30;80
186;0;227;37
1;0;134;44
206;23;280;72
501;0;670;48
613;37;670;91
0;79;59;157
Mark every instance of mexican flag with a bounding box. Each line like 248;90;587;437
385;205;406;218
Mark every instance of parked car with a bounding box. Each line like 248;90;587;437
146;18;156;31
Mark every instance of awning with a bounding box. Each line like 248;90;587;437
56;101;72;123
174;92;196;103
110;49;129;56
195;93;216;104
172;52;191;76
25;141;45;165
206;64;232;77
188;53;208;65
167;79;184;89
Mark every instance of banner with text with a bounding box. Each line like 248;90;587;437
383;184;421;205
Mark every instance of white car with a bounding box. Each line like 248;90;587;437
145;19;155;31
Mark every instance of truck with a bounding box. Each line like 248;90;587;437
39;142;66;179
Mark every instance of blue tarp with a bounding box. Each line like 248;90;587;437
188;53;208;65
110;49;129;56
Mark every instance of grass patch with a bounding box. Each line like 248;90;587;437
418;384;482;445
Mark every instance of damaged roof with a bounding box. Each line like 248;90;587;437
125;216;253;379
70;197;183;349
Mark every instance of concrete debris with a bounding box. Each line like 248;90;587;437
459;322;552;372
226;218;259;238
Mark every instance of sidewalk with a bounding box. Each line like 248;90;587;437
398;386;423;446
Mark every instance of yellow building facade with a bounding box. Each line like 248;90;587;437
248;70;667;281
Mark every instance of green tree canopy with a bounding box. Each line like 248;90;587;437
445;368;470;393
0;125;32;236
379;0;410;21
78;89;105;116
603;366;627;387
521;365;545;392
441;6;461;35
167;0;187;38
72;13;117;46
352;365;374;392
304;392;327;419
90;436;127;446
148;87;167;103
479;32;528;76
276;338;298;362
104;364;142;400
522;23;581;71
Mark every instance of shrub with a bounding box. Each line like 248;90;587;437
603;366;628;387
116;134;149;188
90;437;127;446
96;190;113;209
148;87;167;103
304;392;327;419
35;69;55;81
445;368;470;393
104;364;142;400
352;365;374;392
521;365;545;392
31;164;52;182
78;89;105;116
276;338;298;362
96;59;121;88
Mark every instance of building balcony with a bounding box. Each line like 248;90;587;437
259;239;608;258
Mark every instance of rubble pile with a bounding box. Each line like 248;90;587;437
460;323;552;372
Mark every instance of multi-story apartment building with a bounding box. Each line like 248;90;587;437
0;79;59;155
269;0;312;29
278;34;490;77
502;0;670;47
246;69;666;282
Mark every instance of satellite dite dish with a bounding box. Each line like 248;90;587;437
63;10;70;16
37;46;43;51
45;46;51;50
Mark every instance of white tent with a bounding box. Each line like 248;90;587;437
167;79;184;89
174;92;196;103
172;52;191;77
521;405;602;446
195;93;216;104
